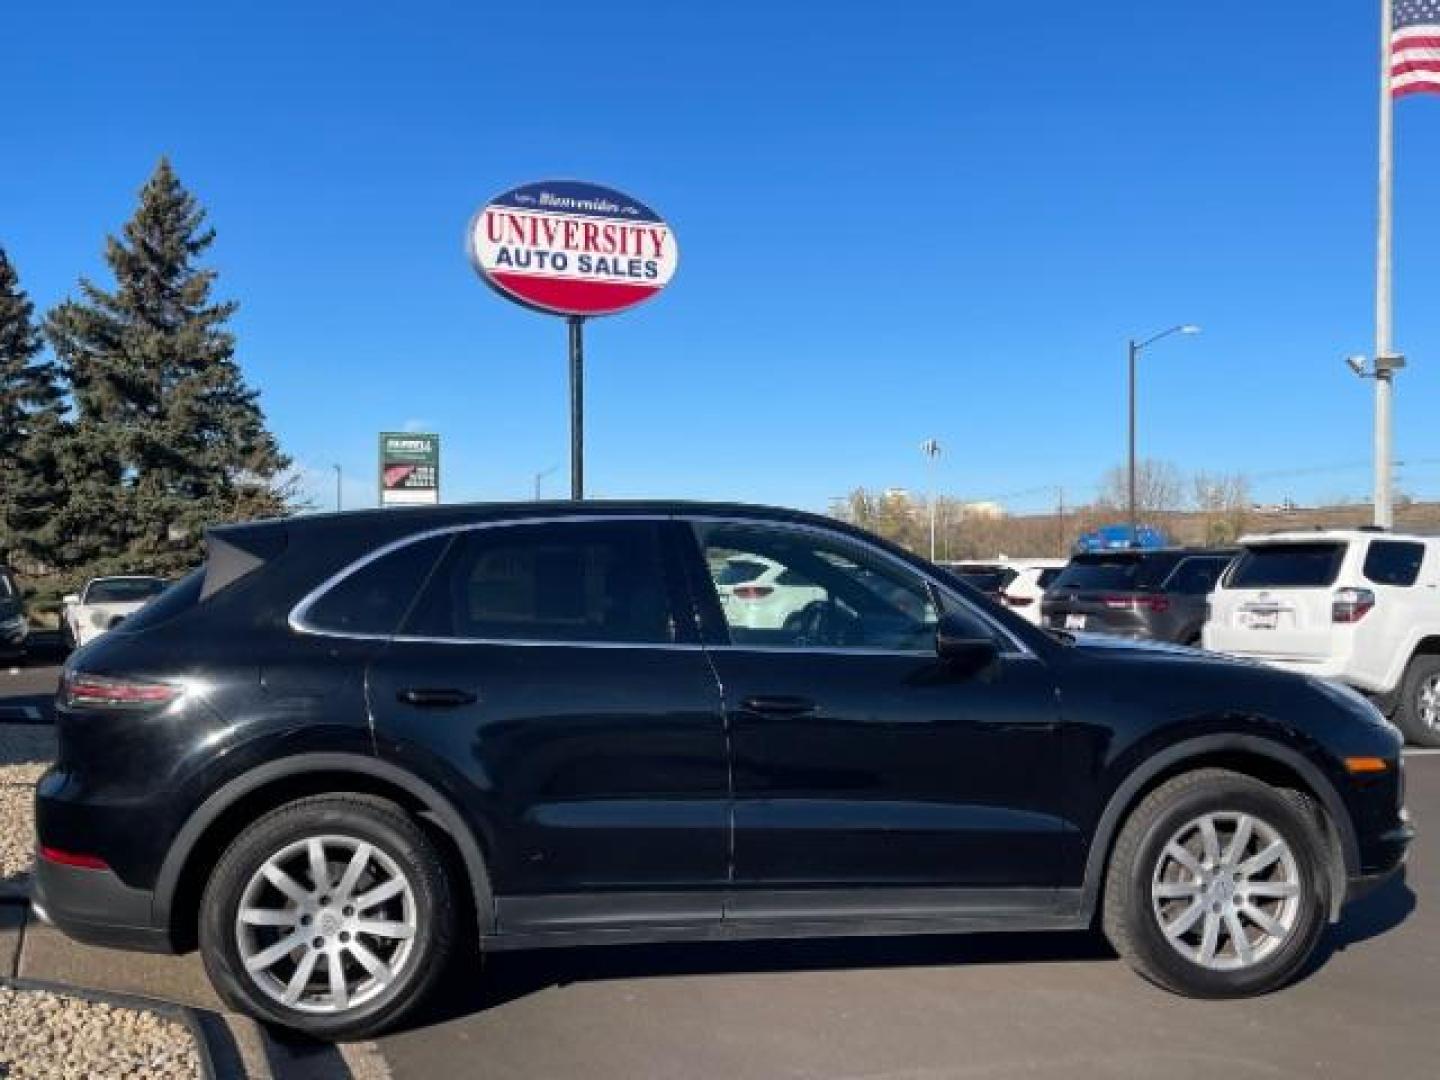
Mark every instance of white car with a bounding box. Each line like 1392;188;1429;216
997;559;1068;626
711;554;827;630
1204;529;1440;746
62;575;169;649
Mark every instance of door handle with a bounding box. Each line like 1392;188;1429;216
397;688;477;708
741;695;817;716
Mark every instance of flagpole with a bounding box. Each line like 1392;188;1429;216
1375;0;1395;527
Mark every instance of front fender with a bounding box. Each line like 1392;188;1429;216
1077;733;1358;923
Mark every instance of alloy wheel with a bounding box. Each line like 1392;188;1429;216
235;835;418;1014
1151;811;1302;971
1418;674;1440;732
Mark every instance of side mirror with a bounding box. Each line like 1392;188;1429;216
62;594;80;605
935;612;1000;666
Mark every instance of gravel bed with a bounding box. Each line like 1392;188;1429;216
0;724;55;888
0;985;202;1079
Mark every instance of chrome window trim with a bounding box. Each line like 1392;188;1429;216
287;510;1035;660
288;514;676;645
681;514;1035;660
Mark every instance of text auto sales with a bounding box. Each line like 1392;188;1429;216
483;208;669;280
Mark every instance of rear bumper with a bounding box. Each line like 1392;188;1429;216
32;854;174;953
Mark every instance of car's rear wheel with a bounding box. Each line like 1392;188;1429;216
1394;654;1440;748
1103;768;1329;998
199;794;455;1039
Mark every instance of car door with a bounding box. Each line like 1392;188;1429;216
362;517;731;932
677;517;1066;912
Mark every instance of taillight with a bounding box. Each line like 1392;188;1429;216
60;670;184;711
1002;593;1034;607
1100;594;1170;613
1332;588;1375;624
731;586;774;600
39;846;109;870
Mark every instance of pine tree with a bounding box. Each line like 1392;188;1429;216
0;245;69;572
45;158;293;577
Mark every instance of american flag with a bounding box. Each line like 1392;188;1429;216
1393;0;1440;98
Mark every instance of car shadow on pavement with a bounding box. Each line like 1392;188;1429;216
405;928;1119;1032
400;871;1418;1035
1310;868;1416;967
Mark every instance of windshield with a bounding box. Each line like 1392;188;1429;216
1226;543;1346;589
85;578;168;604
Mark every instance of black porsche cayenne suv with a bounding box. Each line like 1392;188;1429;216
36;502;1411;1039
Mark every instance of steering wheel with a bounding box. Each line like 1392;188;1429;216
789;599;861;648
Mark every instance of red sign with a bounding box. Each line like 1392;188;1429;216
468;180;679;317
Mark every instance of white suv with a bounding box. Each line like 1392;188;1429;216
1204;528;1440;746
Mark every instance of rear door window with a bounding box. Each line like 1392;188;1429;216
1363;540;1426;587
1226;543;1346;589
1036;568;1062;589
402;521;677;644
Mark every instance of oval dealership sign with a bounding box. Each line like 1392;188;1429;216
468;180;679;318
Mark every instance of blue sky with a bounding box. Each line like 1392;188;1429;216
4;1;1438;514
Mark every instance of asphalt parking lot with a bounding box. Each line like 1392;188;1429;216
4;658;1438;1079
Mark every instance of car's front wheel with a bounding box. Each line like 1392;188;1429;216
1103;768;1330;998
199;794;456;1039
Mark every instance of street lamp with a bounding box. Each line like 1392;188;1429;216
1127;324;1200;543
332;464;342;512
921;438;941;562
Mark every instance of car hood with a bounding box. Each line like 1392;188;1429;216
1068;631;1258;668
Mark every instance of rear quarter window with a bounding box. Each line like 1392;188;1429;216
301;534;452;636
1363;540;1426;587
1226;543;1346;589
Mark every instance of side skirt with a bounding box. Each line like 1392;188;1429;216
484;887;1087;952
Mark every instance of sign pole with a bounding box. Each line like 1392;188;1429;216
569;316;585;500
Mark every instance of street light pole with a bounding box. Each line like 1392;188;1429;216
332;464;342;512
1127;340;1138;543
533;464;559;500
1126;324;1200;545
921;438;941;562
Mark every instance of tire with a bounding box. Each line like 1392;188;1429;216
1102;768;1330;998
199;794;456;1040
1393;654;1440;748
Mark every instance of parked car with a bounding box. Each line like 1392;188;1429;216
710;552;827;629
61;575;169;649
1204;528;1440;747
942;561;1017;601
1042;548;1236;644
36;503;1409;1040
0;565;27;660
997;559;1068;626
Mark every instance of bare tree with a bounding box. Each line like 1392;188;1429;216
1192;471;1253;545
1097;459;1184;517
